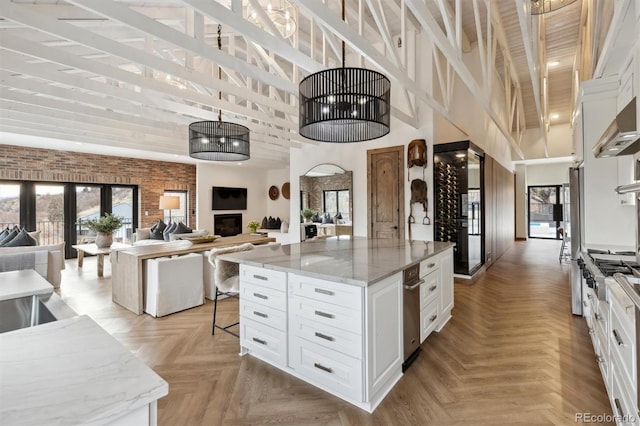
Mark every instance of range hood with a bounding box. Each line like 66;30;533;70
593;97;640;158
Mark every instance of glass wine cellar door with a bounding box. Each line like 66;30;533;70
434;141;485;275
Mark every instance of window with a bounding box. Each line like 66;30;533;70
323;190;350;219
163;190;188;225
0;183;21;229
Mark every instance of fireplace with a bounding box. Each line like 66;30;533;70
214;213;242;237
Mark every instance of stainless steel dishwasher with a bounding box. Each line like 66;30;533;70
402;263;423;372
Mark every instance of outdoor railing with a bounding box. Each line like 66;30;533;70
1;219;135;245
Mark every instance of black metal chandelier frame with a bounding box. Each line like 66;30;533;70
298;0;390;143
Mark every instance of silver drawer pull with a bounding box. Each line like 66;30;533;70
314;332;335;342
253;274;268;281
429;314;438;323
588;327;594;335
613;329;625;346
594;313;601;321
314;362;333;374
426;262;436;268
315;310;334;319
253;292;268;300
614;398;623;416
314;288;335;296
252;337;267;345
596;354;604;364
583;301;588;307
404;279;425;291
429;285;437;292
587;294;593;300
253;311;268;318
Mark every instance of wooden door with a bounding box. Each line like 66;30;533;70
367;146;404;239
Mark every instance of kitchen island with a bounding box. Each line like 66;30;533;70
220;238;455;412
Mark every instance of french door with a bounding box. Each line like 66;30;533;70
528;185;565;240
0;181;138;257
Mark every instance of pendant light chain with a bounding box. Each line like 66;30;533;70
218;24;222;123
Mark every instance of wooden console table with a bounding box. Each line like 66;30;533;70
72;243;130;277
110;234;275;315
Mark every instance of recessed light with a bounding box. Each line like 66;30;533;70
548;61;560;67
550;113;559;119
237;162;242;166
75;142;83;145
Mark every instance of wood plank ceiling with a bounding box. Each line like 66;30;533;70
0;0;587;165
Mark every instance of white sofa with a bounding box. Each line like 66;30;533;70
0;242;66;288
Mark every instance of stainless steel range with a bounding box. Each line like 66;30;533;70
578;249;639;300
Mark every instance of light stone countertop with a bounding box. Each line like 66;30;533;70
0;315;169;426
0;270;53;301
220;238;455;286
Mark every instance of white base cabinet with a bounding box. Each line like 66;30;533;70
238;247;454;412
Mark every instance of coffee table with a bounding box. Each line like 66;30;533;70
72;243;130;277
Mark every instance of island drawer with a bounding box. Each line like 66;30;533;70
419;270;439;310
241;317;287;367
290;316;362;359
240;299;287;331
290;295;362;334
610;304;636;382
420;298;439;343
420;256;440;277
288;274;362;310
240;265;286;291
611;362;637;426
240;282;286;311
290;338;363;402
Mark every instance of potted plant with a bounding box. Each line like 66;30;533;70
301;208;315;223
247;220;260;234
82;213;124;248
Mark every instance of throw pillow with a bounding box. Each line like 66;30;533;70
163;222;177;241
174;222;192;234
0;228;20;246
0;227;9;241
336;212;343;219
27;230;41;245
149;220;166;240
322;213;332;224
4;228;37;247
275;217;281;229
261;217;268;229
312;213;322;223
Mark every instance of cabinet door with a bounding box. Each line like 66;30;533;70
366;273;402;400
439;249;454;314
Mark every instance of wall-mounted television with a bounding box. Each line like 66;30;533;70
212;186;247;210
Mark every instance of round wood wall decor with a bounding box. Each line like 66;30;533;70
269;185;279;200
281;182;290;199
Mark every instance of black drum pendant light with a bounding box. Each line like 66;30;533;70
189;25;250;161
298;0;390;142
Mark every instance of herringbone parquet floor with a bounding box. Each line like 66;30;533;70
58;239;613;425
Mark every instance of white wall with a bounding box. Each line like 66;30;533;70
196;163;268;233
521;124;573;159
266;168;291;223
526;162;571;185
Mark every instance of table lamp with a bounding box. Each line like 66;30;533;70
159;196;180;223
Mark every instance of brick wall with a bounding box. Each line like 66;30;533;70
0;145;196;228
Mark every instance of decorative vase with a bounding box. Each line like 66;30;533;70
95;232;113;248
304;217;312;223
249;226;258;234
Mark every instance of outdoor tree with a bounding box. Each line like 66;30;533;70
47;197;64;223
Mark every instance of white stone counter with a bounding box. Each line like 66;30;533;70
220;238;455;286
0;270;53;301
0;315;168;425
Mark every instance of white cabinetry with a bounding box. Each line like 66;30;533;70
608;281;638;425
239;265;288;368
419;250;454;343
288;272;403;409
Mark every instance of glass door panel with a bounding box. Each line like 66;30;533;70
35;184;65;245
528;186;559;239
112;187;134;244
467;152;482;273
0;183;21;228
76;185;102;244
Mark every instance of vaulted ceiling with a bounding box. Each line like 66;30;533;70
0;0;617;166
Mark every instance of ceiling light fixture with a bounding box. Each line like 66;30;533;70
531;0;578;15
298;0;390;143
246;0;297;39
189;25;250;161
548;61;560;67
550;113;560;119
